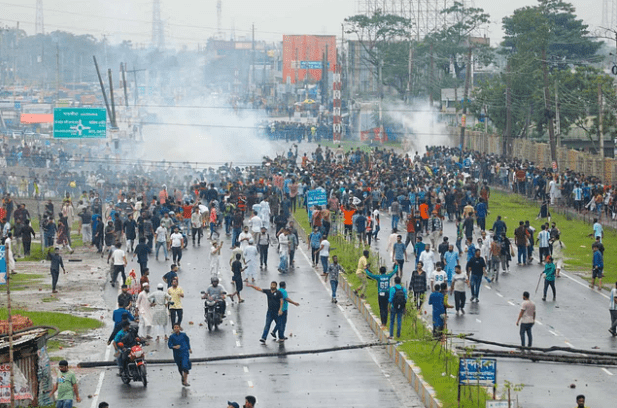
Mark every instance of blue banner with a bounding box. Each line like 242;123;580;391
307;189;327;208
0;245;6;285
300;61;330;70
459;358;496;385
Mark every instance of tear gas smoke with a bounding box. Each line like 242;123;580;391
140;97;277;167
384;100;454;155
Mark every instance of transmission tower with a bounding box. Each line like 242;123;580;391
35;0;44;35
358;0;473;40
152;0;165;49
217;0;222;38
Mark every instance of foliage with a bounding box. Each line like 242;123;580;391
472;0;604;139
0;309;103;333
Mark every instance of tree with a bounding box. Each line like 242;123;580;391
500;0;602;163
344;10;412;99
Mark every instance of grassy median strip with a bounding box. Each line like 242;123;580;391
0;309;103;333
294;210;488;408
485;190;617;282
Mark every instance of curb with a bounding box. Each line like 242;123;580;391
338;275;442;408
294;214;441;408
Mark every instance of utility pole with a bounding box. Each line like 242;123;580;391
542;47;558;168
599;83;605;159
92;56;112;124
56;43;60;102
406;40;413;104
251;23;255;98
504;59;512;157
555;79;560;147
459;43;472;153
378;59;384;142
108;69;117;128
121;63;129;108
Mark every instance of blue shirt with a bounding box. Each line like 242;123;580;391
393;242;406;260
112;308;134;325
366;268;397;296
593;223;603;239
444;251;459;272
309;232;322;248
475;202;487;218
387;284;408;304
594;250;604;268
280;288;289;312
113;328;128;344
428;291;445;326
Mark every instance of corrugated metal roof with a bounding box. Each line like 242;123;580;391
0;328;49;351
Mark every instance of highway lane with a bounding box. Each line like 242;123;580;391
90;228;424;408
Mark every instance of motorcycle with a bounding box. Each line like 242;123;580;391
201;292;224;331
117;340;147;386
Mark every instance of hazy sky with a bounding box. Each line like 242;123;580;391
0;0;604;48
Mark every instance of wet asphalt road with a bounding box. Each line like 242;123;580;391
93;227;424;408
372;212;617;408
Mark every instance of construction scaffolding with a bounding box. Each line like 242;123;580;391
357;0;474;40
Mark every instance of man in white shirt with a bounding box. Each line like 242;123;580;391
154;224;168;261
278;229;291;273
431;264;448;291
609;282;617;336
238;226;252;252
386;228;398;259
243;239;259;283
110;242;127;287
318;236;330;273
537;224;551;264
248;211;263;243
419;244;436;283
169;226;184;266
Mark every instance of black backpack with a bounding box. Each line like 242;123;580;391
392;287;407;311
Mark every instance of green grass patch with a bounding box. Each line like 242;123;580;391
485;191;617;282
294;209;489;407
6;273;46;291
0;309;103;333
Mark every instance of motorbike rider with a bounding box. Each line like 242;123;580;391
112;320;138;374
201;276;227;318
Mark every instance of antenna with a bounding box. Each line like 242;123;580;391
35;0;44;35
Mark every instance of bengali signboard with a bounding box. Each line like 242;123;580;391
459;358;497;386
53;108;107;138
307;189;327;208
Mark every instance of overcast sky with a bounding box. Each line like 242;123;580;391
0;0;604;48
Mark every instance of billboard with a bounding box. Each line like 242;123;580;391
53;108;107;138
283;35;336;84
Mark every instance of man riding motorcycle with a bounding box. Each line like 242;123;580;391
201;276;227;317
112;320;139;374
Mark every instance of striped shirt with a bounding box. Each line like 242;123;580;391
537;230;550;248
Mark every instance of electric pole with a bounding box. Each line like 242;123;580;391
459;43;472;153
504;59;512;157
542;47;558;168
599;83;605;159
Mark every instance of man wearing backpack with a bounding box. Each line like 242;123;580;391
388;276;407;339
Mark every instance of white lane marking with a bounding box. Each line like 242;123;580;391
229;320;235;326
602;368;613;376
496;293;504;298
476;319;482;323
90;372;105;408
247;380;254;388
561;271;610;299
507;301;516;306
232;329;237;335
484;285;491;290
236;340;242;347
564;341;574;348
536;321;543;326
243;366;249;373
298;247;389;374
548;330;559;336
90;345;112;408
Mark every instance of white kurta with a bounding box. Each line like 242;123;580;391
243;245;259;279
259;200;271;229
148;290;170;327
5;237;15;273
136;290;153;327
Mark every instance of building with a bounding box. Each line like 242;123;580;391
282;35;337;84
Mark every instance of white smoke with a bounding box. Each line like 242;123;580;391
384;100;454;155
140;96;277;167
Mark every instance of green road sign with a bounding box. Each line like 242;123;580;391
53;108;107;138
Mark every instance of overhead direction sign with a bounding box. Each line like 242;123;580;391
53;108;107;138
